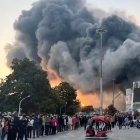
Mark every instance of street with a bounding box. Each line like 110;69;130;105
30;127;140;140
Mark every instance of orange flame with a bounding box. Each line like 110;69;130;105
47;69;61;87
40;60;125;111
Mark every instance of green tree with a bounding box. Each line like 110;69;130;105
134;110;140;118
105;104;117;115
0;58;53;113
53;82;80;115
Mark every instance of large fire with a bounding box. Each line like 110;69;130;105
45;68;125;110
47;69;61;87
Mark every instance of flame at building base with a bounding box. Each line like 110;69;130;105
46;69;125;111
77;90;125;111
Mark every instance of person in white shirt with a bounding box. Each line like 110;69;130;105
27;117;34;138
68;116;72;130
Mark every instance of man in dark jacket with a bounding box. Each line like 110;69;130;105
38;115;43;136
33;116;39;138
17;115;28;140
7;116;19;140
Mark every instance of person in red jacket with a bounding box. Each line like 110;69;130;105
72;116;77;130
50;117;57;135
86;125;95;137
104;116;111;131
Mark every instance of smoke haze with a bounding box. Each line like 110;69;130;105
6;0;140;95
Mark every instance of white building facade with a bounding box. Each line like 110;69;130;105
126;82;140;112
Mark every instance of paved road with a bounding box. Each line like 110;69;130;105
30;127;140;140
108;127;140;140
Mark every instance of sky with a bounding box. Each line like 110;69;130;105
0;0;37;78
0;0;140;78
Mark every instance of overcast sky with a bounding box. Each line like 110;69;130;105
0;0;140;78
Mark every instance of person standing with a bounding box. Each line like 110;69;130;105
33;116;40;138
118;115;123;129
50;117;57;135
38;115;43;136
1;117;8;140
27;116;33;138
68;116;72;130
58;116;63;132
111;115;115;128
41;115;46;136
17;115;28;140
95;119;99;131
7;115;19;140
45;116;51;135
124;116;130;129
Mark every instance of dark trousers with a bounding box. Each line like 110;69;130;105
7;128;17;140
119;123;122;129
17;128;27;140
108;123;111;131
1;129;6;140
111;122;115;128
45;125;50;135
41;125;44;136
33;128;39;138
103;123;107;131
51;126;56;135
84;123;87;130
96;122;99;131
27;126;33;138
58;125;63;132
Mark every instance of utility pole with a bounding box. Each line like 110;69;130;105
112;79;115;106
96;26;107;115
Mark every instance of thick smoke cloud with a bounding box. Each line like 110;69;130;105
6;0;140;92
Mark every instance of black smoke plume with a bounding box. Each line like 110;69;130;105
6;0;140;92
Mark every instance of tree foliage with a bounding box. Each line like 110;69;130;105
0;58;52;113
0;59;80;115
53;82;80;115
134;110;140;118
105;104;117;115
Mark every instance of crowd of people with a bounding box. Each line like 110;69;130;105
85;112;140;137
0;112;140;140
95;113;139;129
0;113;83;140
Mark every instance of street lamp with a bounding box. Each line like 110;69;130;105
96;26;107;115
18;95;30;117
65;102;67;115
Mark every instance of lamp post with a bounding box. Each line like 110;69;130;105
131;82;135;114
65;102;67;115
96;26;107;115
18;95;30;117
